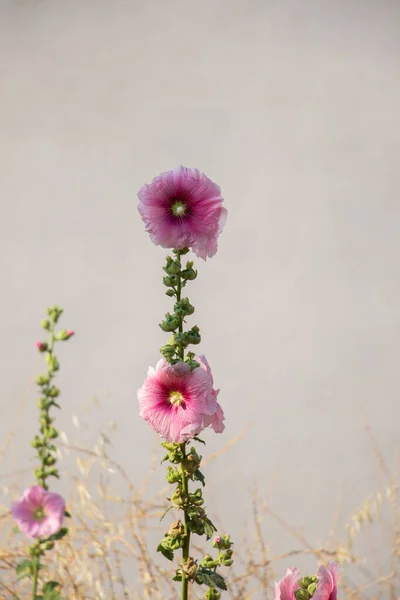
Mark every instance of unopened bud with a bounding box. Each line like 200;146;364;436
205;588;221;600
160;344;176;360
36;374;50;386
174;298;195;317
56;329;75;341
41;319;51;330
166;466;181;484
159;313;180;332
163;275;178;287
42;541;54;550
35;341;48;352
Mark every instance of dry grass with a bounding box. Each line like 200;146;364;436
0;414;399;600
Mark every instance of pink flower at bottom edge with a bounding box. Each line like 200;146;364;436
313;563;338;600
137;166;227;260
12;485;65;539
274;567;301;600
138;355;224;442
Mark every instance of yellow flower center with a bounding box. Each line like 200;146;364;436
171;201;187;217
33;507;46;521
169;391;184;406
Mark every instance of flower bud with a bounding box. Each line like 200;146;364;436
35;341;48;352
307;583;317;597
42;541;55;550
41;319;51;330
48;386;60;398
47;427;59;439
163;256;181;275
36;374;50;386
183;448;201;474
212;536;222;548
160;344;177;360
163;275;178;287
159;313;180;332
47;467;59;477
34;468;45;480
174;298;195;317
181;267;197;281
205;589;221;600
166;466;181;484
299;576;317;589
44;455;56;466
171;488;189;508
56;329;75;341
38;397;50;410
166;289;176;297
31;436;44;449
186;326;201;345
201;554;217;569
189;489;204;506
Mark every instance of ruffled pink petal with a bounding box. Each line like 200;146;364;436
212;403;225;433
137;356;223;442
274;567;301;600
137;166;227;260
313;563;338;600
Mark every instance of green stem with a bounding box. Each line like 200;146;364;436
180;442;190;600
31;554;39;599
176;250;184;361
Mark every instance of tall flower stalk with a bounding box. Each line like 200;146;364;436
12;305;73;600
137;168;231;599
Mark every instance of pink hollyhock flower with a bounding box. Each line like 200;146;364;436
137;355;224;442
313;563;338;600
274;567;301;600
12;485;65;539
137;166;227;260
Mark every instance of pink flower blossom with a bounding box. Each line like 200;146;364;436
313;563;338;600
137;166;227;260
12;486;65;539
137;355;224;442
274;563;338;600
274;567;301;600
35;341;45;351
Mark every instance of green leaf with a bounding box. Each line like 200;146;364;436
172;573;182;582
196;568;227;590
16;559;33;580
193;469;205;486
42;527;68;542
203;518;217;540
43;581;60;592
157;543;174;561
43;581;61;599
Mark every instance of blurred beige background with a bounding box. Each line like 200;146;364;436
0;0;399;590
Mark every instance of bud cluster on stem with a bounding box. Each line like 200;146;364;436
155;251;232;599
13;305;73;600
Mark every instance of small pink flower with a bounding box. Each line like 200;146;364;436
274;567;301;600
35;341;46;351
12;486;65;539
137;355;224;442
313;563;338;600
137;166;227;260
67;330;75;338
